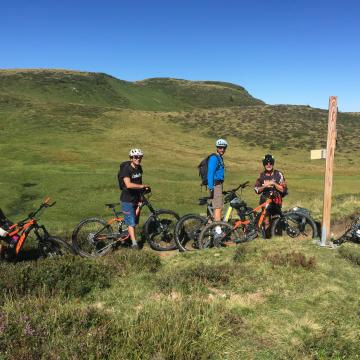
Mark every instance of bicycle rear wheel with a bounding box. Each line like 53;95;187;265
198;221;237;248
271;212;317;240
72;218;114;257
175;214;207;252
144;210;179;251
38;237;74;258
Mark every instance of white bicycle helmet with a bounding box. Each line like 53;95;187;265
129;148;144;157
215;138;228;148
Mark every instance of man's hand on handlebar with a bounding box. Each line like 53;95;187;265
141;185;151;194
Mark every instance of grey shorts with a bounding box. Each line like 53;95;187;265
211;183;223;209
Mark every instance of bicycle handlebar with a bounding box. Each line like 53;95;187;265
223;181;249;195
19;199;57;224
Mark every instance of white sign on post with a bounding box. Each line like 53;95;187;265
310;149;327;160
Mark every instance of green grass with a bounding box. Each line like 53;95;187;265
0;68;360;359
1;240;360;359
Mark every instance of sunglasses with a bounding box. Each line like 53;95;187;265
217;146;226;149
132;156;143;160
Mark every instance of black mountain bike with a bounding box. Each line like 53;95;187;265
270;206;318;240
174;182;252;251
72;188;180;257
333;215;360;245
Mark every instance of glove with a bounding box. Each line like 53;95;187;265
0;227;8;237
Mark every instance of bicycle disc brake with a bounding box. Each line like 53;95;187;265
286;226;300;238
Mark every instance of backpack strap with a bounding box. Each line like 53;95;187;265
209;153;222;170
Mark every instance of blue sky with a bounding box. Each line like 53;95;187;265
1;0;359;111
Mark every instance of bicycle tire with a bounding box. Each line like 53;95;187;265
38;236;74;258
271;211;317;240
175;214;208;252
144;209;180;251
72;218;114;257
198;221;238;248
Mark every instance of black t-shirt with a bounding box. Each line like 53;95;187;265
118;162;143;202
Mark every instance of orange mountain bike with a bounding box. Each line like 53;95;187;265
0;198;73;260
72;188;180;257
198;191;317;248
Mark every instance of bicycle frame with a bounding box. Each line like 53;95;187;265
3;199;55;255
232;197;273;232
199;181;250;223
98;192;162;243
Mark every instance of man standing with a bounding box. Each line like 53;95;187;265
207;139;228;221
254;154;287;237
118;148;149;249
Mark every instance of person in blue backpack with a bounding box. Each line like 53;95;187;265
207;138;228;221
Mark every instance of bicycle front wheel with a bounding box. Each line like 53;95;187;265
271;212;317;240
38;237;74;258
198;221;236;248
175;214;208;252
144;210;179;251
72;218;114;257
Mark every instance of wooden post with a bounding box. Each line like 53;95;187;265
321;96;337;246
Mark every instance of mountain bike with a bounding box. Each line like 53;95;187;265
332;215;360;245
0;198;73;260
198;191;317;248
271;206;318;240
174;181;253;251
72;188;180;257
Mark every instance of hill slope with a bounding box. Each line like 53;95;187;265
168;105;360;154
0;69;264;111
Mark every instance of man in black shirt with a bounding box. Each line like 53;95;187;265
118;148;149;249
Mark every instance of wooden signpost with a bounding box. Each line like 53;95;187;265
321;96;338;246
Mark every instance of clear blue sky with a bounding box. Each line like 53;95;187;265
1;0;359;111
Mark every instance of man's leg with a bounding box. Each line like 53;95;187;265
127;226;138;247
263;216;271;238
213;208;222;221
122;202;139;249
212;184;224;221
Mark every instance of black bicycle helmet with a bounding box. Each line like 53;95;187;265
262;154;275;166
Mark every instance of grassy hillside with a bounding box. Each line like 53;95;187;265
0;69;264;111
168;105;360;155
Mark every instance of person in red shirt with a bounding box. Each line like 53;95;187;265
254;154;287;237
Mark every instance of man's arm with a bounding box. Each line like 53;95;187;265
123;177;148;189
207;155;218;190
254;175;266;194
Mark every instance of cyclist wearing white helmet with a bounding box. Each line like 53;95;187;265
208;139;228;221
118;148;150;249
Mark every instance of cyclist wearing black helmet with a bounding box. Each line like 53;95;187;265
254;154;287;237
